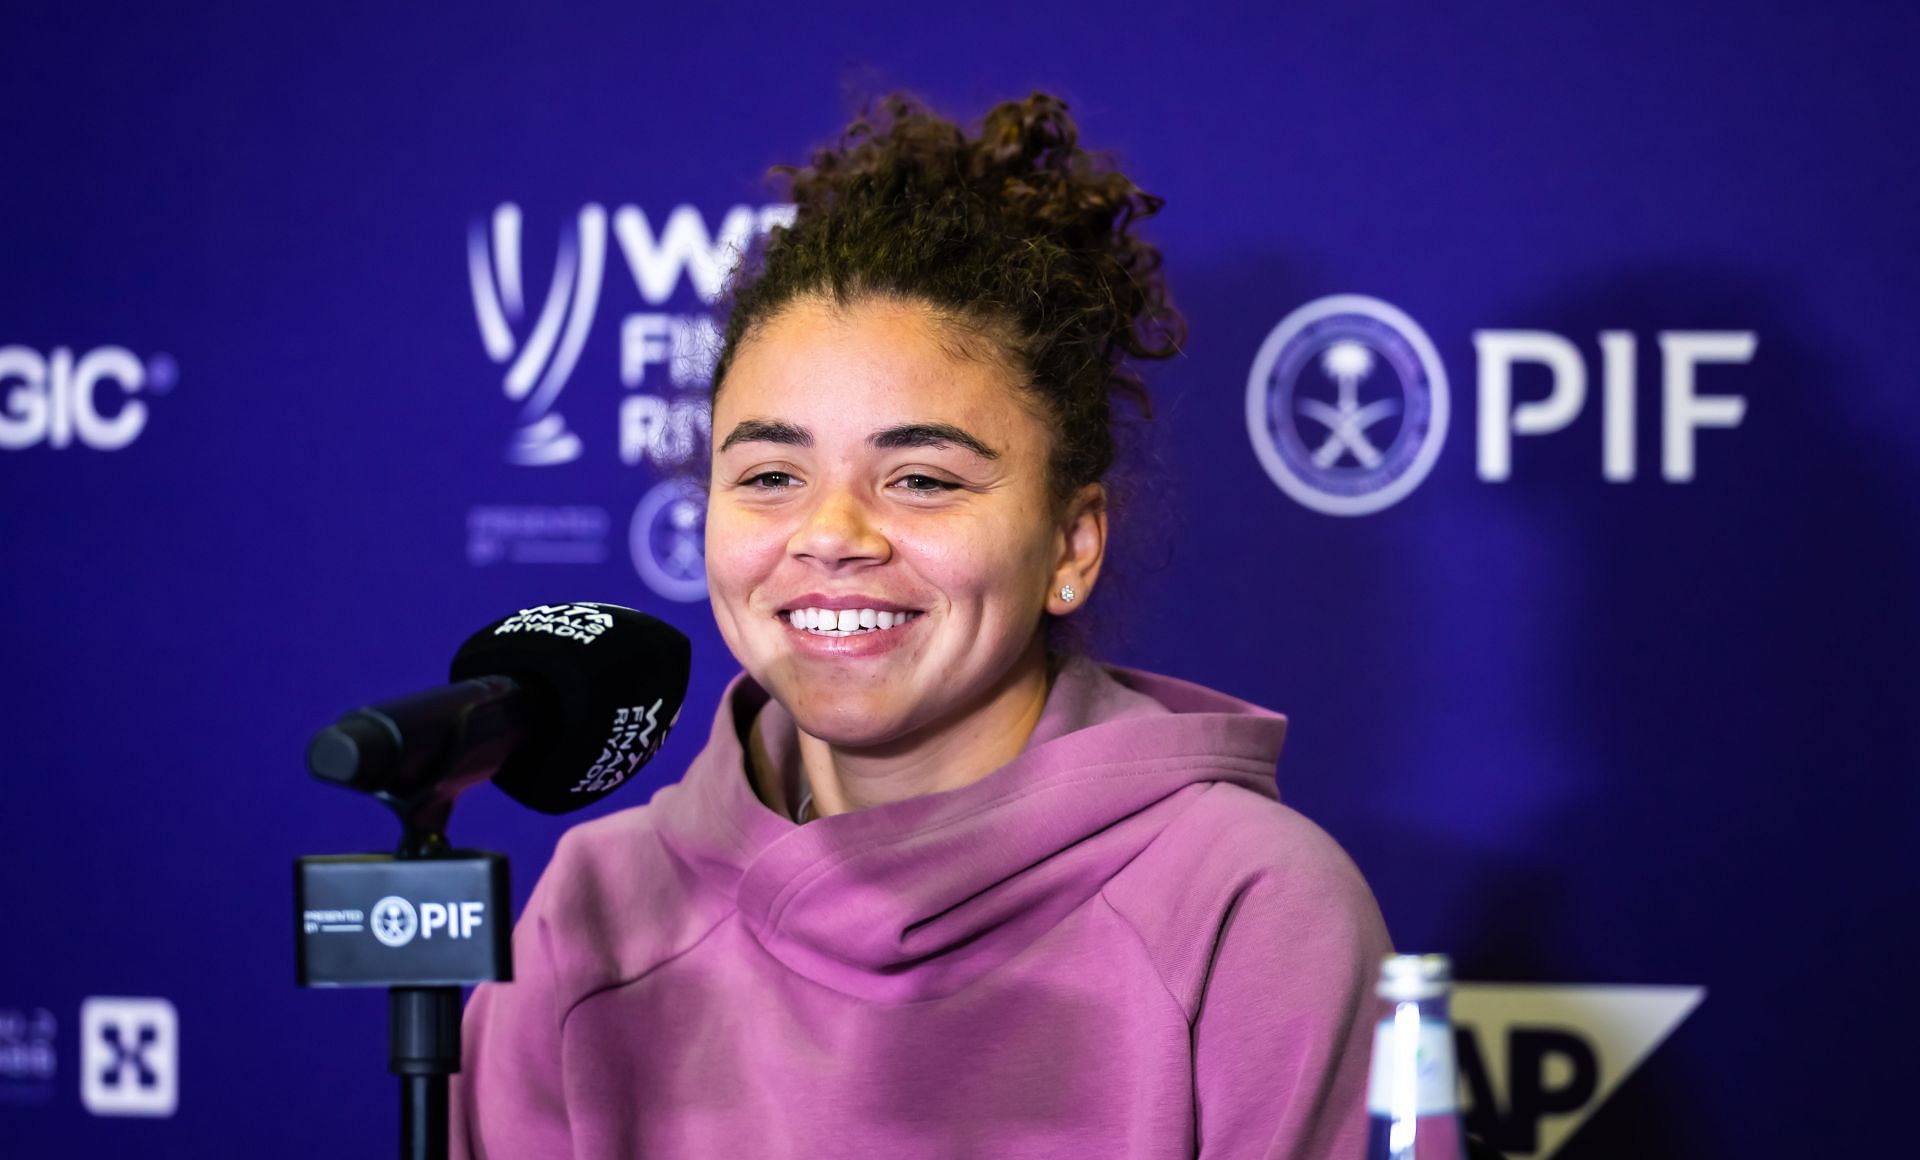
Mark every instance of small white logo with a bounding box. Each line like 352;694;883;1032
1246;295;1450;516
469;203;608;466
493;602;616;643
79;997;177;1118
369;896;420;948
574;699;670;795
630;479;708;602
1453;983;1705;1160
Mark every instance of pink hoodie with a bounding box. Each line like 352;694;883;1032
453;658;1391;1158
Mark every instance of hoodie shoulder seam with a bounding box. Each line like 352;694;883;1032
1092;778;1248;1026
1095;890;1195;1026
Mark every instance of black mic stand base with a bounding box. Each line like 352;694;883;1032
392;986;461;1160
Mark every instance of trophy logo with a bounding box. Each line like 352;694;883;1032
467;203;608;466
1246;294;1450;516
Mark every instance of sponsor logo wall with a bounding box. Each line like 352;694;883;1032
2;4;1911;1157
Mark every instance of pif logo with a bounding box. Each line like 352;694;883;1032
1246;295;1450;516
0;345;176;452
371;896;487;947
79;996;178;1118
1452;983;1705;1159
1247;294;1756;514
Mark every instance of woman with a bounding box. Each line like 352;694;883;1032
454;93;1391;1158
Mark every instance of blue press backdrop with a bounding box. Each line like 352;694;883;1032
3;2;1915;1156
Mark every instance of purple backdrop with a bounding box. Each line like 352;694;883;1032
3;2;1914;1156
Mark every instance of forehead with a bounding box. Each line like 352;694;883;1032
715;296;1043;444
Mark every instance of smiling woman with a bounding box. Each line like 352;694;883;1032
453;93;1392;1159
708;296;1092;808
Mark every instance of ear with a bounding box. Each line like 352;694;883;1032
1048;483;1108;616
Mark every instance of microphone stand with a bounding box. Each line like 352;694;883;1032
297;728;514;1160
294;607;690;1158
391;823;459;1160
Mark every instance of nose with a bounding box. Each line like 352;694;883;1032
787;485;890;569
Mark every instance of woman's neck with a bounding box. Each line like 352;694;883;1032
792;641;1054;818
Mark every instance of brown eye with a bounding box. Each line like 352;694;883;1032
894;474;959;493
747;471;794;489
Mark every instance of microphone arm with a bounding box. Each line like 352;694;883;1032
306;676;532;852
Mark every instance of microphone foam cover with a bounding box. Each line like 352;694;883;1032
449;603;691;814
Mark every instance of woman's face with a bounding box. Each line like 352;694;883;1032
706;295;1097;750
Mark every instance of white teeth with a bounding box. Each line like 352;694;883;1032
783;607;917;636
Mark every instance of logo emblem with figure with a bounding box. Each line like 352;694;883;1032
630;479;708;602
1246;294;1449;516
467;203;608;466
370;896;419;948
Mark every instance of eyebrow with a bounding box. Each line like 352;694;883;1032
718;419;1000;461
869;423;1000;460
718;419;810;452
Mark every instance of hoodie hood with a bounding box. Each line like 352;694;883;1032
653;656;1288;1002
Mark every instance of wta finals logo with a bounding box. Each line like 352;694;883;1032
1246;295;1450;516
467;203;607;466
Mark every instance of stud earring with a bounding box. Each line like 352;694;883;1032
1058;584;1077;604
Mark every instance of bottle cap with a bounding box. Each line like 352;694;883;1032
1377;953;1452;1001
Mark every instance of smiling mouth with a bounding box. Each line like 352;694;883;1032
781;607;923;637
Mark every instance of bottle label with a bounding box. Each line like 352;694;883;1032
1366;1018;1458;1116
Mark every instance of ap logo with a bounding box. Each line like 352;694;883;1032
1246;294;1450;516
1453;983;1705;1159
79;996;178;1117
468;203;608;466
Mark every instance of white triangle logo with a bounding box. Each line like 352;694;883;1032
1452;983;1705;1160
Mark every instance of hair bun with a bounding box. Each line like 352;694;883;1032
719;90;1184;498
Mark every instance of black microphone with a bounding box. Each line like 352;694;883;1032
307;602;691;816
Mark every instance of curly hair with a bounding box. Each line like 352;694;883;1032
712;91;1184;506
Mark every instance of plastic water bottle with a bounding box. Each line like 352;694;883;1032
1364;954;1466;1160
